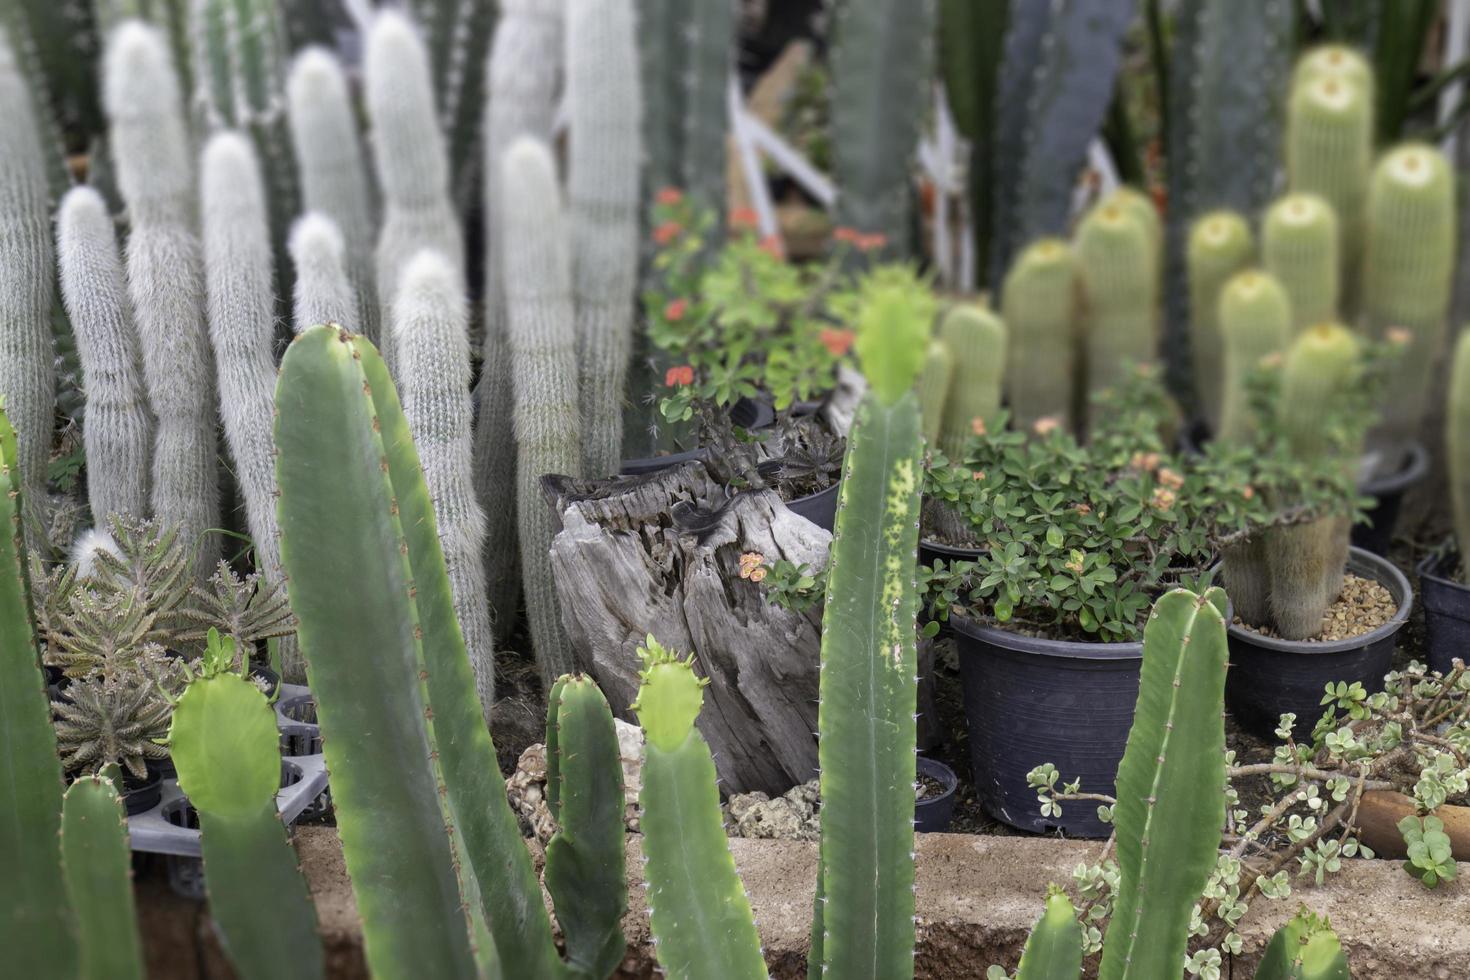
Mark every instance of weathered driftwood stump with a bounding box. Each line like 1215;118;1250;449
544;462;830;795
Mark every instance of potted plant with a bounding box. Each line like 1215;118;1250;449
1418;330;1470;675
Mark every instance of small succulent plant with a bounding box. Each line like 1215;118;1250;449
53;659;180;779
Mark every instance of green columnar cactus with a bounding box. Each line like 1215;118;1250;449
168;672;324;980
1001;238;1078;433
936;303;1006;459
567;0;641;478
55;186;153;525
288;212;358;333
1253;910;1351;980
0;404;76;976
1105;187;1162;264
365;9;464;377
1362;143;1456;472
60;777;144;980
501;137;582;685
407;0;496;208
829;0;936;257
286;48;377;343
1217;271;1291;447
275;324;567;978
391;250;498;715
1187;211;1254;432
632;639;767;980
1262;193;1340;334
1450;331;1470;584
1015;887;1083;980
916;339;954;449
104;21;221;581
938;0;1008;282
1097;588;1228;980
1292;44;1373;100
1076;200;1158;417
0;25;57;554
809;274;931;980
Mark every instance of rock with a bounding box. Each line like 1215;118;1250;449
726;779;820;842
506;719;646;842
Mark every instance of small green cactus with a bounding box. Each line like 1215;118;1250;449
1291;45;1373;101
936;303;1006;458
1253;908;1351;980
1448;330;1470;584
60;776;144;980
1217;270;1291;447
1262;193;1340;334
1187;211;1254;433
1001;238;1078;433
1014;887;1082;979
1076;200;1158;421
916;338;954;448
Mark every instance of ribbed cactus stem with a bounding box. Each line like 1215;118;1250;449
0;25;57;555
288;212;359;333
1002;238;1078;433
936;303;1006;458
916;339;954;449
1015;887;1083;980
365;9;464;376
60;777;144;980
1104;186;1162;267
408;0;496;208
1077;200;1158;415
1262;193;1340;334
1255;909;1351;980
1187;211;1253;432
104;21;221;580
392;250;497;715
1217;271;1290;447
1451;331;1470;584
567;0;641;478
55;187;153;525
502;137;582;685
286;47;377;343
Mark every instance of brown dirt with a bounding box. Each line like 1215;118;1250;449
1234;573;1397;642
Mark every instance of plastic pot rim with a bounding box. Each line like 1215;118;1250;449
1361;440;1429;496
1416;541;1464;590
915;755;959;808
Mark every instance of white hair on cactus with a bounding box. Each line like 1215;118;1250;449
70;528;121;580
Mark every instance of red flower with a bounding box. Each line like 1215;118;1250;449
653;221;682;245
656;187;683;206
832;226;861;243
729;206;759;229
855;232;887;253
663;298;688;321
758;234;786;260
819;327;855;357
664;364;694;387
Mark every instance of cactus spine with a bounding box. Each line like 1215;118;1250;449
1262;193;1340;334
0;25;57;554
1015;887;1083;980
288;212;358;333
935;303;1006;459
1217;270;1291;448
60;777;144;980
56;187;153;525
286;48;377;342
392;250;498;715
1002;238;1078;432
567;0;641;478
103;22;220;580
1187;211;1253;432
502;137;582;686
1077;200;1158;415
1451;331;1470;584
916;339;954;449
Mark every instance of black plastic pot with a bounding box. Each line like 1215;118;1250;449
1226;547;1411;741
786;482;838;531
1417;545;1470;676
914;756;958;832
618;398;776;475
950;614;1142;837
121;764;165;816
1351;442;1429;555
919;538;983;567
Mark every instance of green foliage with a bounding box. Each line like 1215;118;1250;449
60;776;144;980
1398;814;1457;888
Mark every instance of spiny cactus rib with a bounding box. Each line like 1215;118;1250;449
407;0;496;208
60;777;145;980
1097;588;1228;980
1262;193;1340;335
0;25;57;555
56;187;154;525
634;643;768;980
1015;888;1083;980
502;137;583;684
288;212;359;333
286;48;377;343
0;403;76;976
1077;199;1158;416
1002;238;1078;433
567;0;641;477
1187;211;1254;433
1450;331;1470;585
935;304;1006;459
104;22;221;580
365;9;464;377
392;250;497;714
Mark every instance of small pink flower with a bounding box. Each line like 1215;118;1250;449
757;234;786;260
855;232;887;253
1151;487;1177;511
729;206;759;229
664;365;694;387
1032;416;1061;436
970;417;987;437
656;187;683;206
819;327;855;357
1157;467;1184;490
653;221;682;245
833;226;861;243
664;298;689;321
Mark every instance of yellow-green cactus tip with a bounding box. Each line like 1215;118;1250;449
632;637;707;752
854;267;935;406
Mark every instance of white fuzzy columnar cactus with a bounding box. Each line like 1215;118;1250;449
365;9;463;375
286;47;377;341
56;187;154;525
502;137;582;685
288;213;358;333
103;21;220;579
474;0;564;641
392;250;498;713
0;26;57;553
566;0;641;478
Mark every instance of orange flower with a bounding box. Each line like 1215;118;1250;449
738;551;765;580
1130;451;1161;473
758;234;786;260
1033;416;1061;436
1073;502;1092;515
855;232;887;252
664;364;694;387
819;327;855;357
729;206;759;229
970;416;987;437
833;226;861;243
663;298;689;321
1242;485;1256;501
653;220;682;245
1151;487;1177;511
1157;467;1184;490
1385;326;1412;346
656;187;683;206
971;470;986;481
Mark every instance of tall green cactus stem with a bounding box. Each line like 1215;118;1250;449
288;212;359;333
104;22;221;580
502;137;582;685
633;640;768;980
56;186;154;524
0;403;75;976
1262;194;1341;334
567;0;641;478
392;250;497;715
1002;238;1078;433
938;0;1008;282
809;276;930;980
1254;909;1351;980
935;303;1006;459
829;0;936;258
1450;331;1470;585
1217;271;1291;447
168;673;324;980
1077;201;1158;419
60;777;144;980
1187;211;1254;432
286;48;377;344
1097;588;1228;980
1015;887;1083;980
408;0;496;208
474;0;563;643
0;26;57;554
365;9;464;377
276;325;566;978
916;339;953;449
1362;143;1456;473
